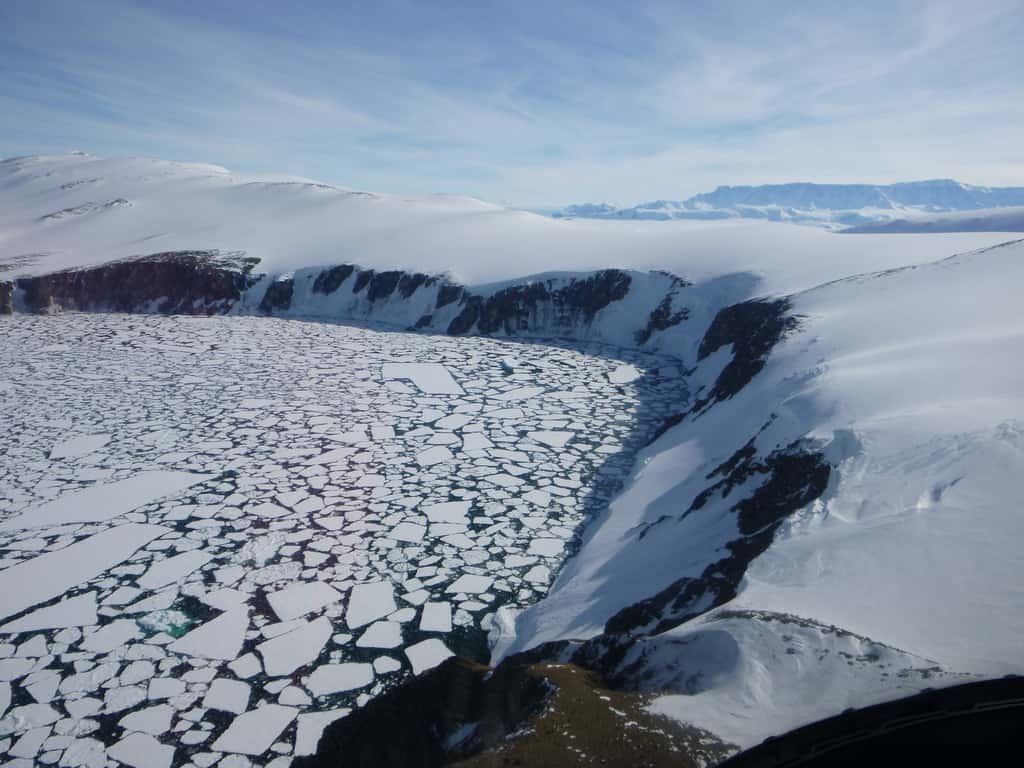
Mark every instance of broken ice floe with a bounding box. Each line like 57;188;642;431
0;313;685;766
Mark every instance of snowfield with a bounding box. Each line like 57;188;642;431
1;153;1023;764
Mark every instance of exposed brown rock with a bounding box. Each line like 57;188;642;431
296;657;730;768
14;251;258;315
295;656;550;768
453;663;732;768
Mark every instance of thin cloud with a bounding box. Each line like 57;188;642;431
1;0;1021;206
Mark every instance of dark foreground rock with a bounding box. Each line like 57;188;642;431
295;656;550;768
297;657;730;768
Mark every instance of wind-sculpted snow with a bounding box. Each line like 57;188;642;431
0;312;685;766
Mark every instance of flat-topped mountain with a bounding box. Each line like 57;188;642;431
554;179;1024;228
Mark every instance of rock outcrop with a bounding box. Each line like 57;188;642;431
446;269;633;335
8;254;704;353
297;656;730;768
0;281;12;315
12;250;259;315
295;656;550;768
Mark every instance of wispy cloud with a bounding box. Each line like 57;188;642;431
1;0;1022;205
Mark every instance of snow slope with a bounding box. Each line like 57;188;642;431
499;238;1024;749
0;154;1013;297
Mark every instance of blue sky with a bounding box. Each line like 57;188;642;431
2;0;1022;206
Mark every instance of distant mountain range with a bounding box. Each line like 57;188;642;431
552;179;1024;229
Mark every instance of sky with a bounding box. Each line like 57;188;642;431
1;0;1023;207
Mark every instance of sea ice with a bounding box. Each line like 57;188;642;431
608;364;642;385
421;501;471;524
445;575;493;594
108;733;175;768
202;679;251;714
294;709;350;756
0;593;97;633
419;602;453;633
137;550;212;590
49;434;110;460
266;581;342;622
381;363;464;395
345;582;396;629
257;617;331;676
405;638;454;675
211;704;298;756
118;704;173;736
416;446;454;467
526;430;573;449
0;524;168;622
168;608;248;661
355;621;403;649
306;664;374;696
0;472;211;530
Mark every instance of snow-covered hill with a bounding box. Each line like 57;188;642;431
495;237;1024;750
0;154;1012;293
553;179;1024;230
2;153;1023;763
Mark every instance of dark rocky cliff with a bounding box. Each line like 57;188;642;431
4;252;697;351
0;281;13;315
445;269;633;335
9;251;259;315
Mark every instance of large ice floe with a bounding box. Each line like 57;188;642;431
0;313;684;766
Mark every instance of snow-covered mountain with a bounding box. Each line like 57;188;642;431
554;179;1024;229
2;153;1023;765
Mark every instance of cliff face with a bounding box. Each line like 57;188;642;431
7;251;259;315
245;263;695;352
0;281;12;314
4;253;703;355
